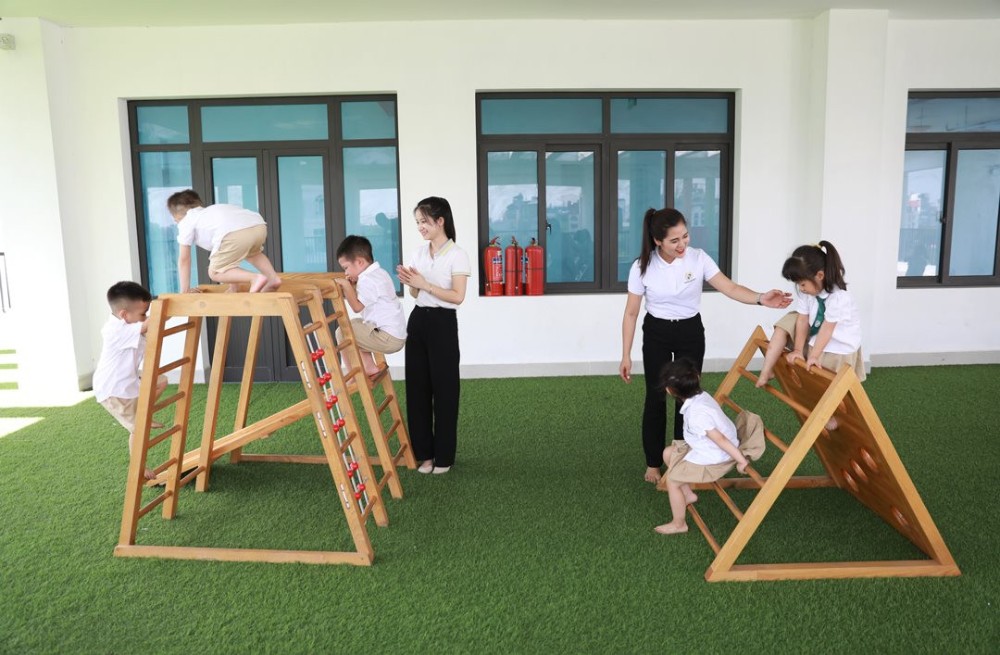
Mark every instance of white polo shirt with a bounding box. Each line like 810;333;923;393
355;262;407;340
794;286;862;355
626;248;720;320
93;315;146;402
176;204;265;254
409;240;471;310
680;391;739;465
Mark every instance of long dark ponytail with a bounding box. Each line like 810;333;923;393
780;240;847;292
414;196;456;241
637;208;687;275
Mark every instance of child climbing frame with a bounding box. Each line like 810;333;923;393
678;326;960;582
114;275;410;566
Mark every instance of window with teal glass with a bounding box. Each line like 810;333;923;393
481;99;602;135
343;147;401;290
674;151;721;265
611;98;728;134
201;104;328;142
487;151;539;247
900;92;1000;286
137;106;189;145
617;151;666;282
278;156;328;273
138;151;196;295
342;101;396;140
546;151;595;284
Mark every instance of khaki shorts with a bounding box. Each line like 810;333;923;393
658;411;767;486
209;224;267;275
99;375;168;434
337;318;405;355
774;311;866;382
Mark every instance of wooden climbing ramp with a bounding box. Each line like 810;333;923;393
678;326;960;582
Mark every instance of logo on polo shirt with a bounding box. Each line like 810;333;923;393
684;271;695;283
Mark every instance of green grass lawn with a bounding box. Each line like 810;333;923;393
0;367;997;653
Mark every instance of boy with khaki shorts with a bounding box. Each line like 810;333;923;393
335;236;407;377
653;359;765;535
167;189;281;293
93;282;168;480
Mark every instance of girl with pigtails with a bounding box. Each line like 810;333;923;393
620;208;791;484
757;241;865;390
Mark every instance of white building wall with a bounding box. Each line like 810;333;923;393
1;13;998;402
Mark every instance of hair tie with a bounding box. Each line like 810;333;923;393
813;243;824;251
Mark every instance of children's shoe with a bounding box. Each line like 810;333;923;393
418;460;434;474
431;466;451;475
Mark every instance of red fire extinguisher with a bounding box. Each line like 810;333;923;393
524;237;544;296
483;236;503;296
504;236;523;296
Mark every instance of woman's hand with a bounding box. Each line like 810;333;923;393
396;265;428;290
760;289;793;308
619;357;632;383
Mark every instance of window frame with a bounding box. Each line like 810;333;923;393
127;94;402;295
899;90;1000;288
476;91;735;295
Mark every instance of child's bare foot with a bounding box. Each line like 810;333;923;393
151;420;164;429
143;468;157;481
261;276;282;292
684;491;699;504
226;283;240;293
826;417;839;431
755;371;773;388
645;467;661;484
654;522;689;535
365;365;383;378
249;274;268;293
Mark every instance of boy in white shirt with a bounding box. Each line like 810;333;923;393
335;236;407;377
93;282;168;480
654;359;763;535
167;189;282;293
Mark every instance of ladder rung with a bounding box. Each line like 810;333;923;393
302;321;325;335
383;419;400;441
152;391;185;413
148;425;181;449
137;489;173;519
157;357;191;375
151;457;179;476
325;311;344;323
177;466;205;488
359;495;378;522
368;367;390;386
686;504;721;555
338;431;358;454
376;394;394;415
712;482;744;520
334;338;355;354
375;471;392;493
162;321;196;337
391;443;409;466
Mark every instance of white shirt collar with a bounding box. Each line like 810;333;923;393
358;261;382;280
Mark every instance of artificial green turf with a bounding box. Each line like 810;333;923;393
0;367;997;653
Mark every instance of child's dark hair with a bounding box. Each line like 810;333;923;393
167;189;203;213
781;240;847;292
659;358;702;400
336;235;374;263
106;281;152;312
414;196;456;241
637;208;687;275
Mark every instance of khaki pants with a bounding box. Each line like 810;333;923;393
774;311;866;382
337;319;405;355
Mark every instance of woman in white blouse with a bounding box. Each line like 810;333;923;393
397;197;471;475
620;208;790;483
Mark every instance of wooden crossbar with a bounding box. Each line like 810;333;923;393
157;357;190;375
686;505;721;554
148;425;181;449
152;392;185;414
161;321;197;337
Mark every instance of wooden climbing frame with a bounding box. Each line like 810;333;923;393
115;275;411;566
680;326;960;582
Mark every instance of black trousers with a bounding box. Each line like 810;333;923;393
641;313;706;467
405;306;461;467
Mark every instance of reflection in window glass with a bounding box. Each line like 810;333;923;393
343;147;401;290
906;97;1000;133
278;156;327;272
139;151;195;295
949;149;1000;276
487;152;538;249
481;99;602;135
611;98;728;134
137;106;189;144
675;151;721;265
546;152;595;283
898;150;945;277
342;101;396;140
617;151;665;282
202;104;328;142
212;158;259;212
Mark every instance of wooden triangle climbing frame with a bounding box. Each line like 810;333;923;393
680;326;960;582
115;276;400;565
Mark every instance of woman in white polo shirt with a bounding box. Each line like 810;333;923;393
620;208;790;484
396;197;471;475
